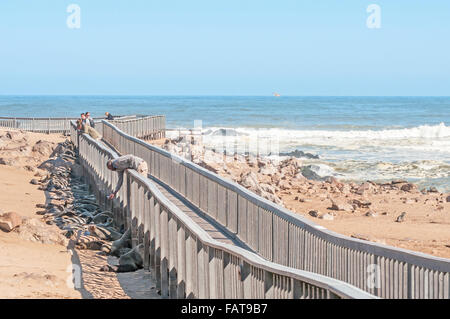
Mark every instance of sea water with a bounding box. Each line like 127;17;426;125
1;96;449;191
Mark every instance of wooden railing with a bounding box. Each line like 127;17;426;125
100;119;450;299
0;115;146;134
108;115;165;140
70;121;374;299
0;117;76;134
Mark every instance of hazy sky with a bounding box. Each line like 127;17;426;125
0;1;449;95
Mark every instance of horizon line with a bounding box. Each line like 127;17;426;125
0;94;449;98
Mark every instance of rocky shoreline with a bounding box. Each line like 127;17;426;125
155;136;450;258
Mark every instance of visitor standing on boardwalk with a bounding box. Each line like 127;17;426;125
106;155;148;199
85;112;95;127
80;113;87;126
76;119;102;140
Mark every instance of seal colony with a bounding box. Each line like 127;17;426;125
34;140;145;273
0;128;161;298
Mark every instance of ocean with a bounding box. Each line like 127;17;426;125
1;96;449;191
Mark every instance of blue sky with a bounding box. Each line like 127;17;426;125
0;1;449;96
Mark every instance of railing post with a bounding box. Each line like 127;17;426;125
264;271;274;299
160;208;169;298
197;240;208;298
241;261;252;298
154;202;161;291
168;214;178;298
149;195;156;273
143;191;150;271
177;222;186;299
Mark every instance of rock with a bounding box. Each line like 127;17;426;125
352;199;371;208
32;140;56;157
3;131;22;140
279;149;319;159
395;212;406;223
446;195;450;203
320;213;334;220
0;212;23;232
259;166;278;176
264;193;283;206
210;128;243;137
324;176;339;184
30;179;39;185
277;180;291;190
392;180;408;185
365;211;378;217
24;165;35;172
351;233;371;241
340;184;351;195
300;166;326;181
330;199;353;212
308;210;319;218
428;187;438;193
355;182;376;195
259;183;277;195
0;157;15;166
15;218;68;246
240;171;259;189
400;183;416;192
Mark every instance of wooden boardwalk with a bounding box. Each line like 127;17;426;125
149;175;251;249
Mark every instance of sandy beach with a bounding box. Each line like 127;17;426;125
0;130;80;298
153;137;450;259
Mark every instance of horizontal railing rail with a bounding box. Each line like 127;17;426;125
70;121;375;299
0;115;144;134
100;119;450;299
108;115;165;140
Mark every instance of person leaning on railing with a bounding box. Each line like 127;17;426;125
105;112;115;120
76;119;102;140
106;155;148;199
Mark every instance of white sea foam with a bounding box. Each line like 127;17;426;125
197;123;450;155
203;122;450;139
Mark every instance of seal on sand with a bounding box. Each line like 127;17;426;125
110;227;131;257
100;244;144;273
87;225;122;241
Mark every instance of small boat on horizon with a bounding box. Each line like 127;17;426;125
273;92;281;97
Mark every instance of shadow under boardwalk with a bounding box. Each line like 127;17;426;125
73;249;161;299
148;175;253;251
